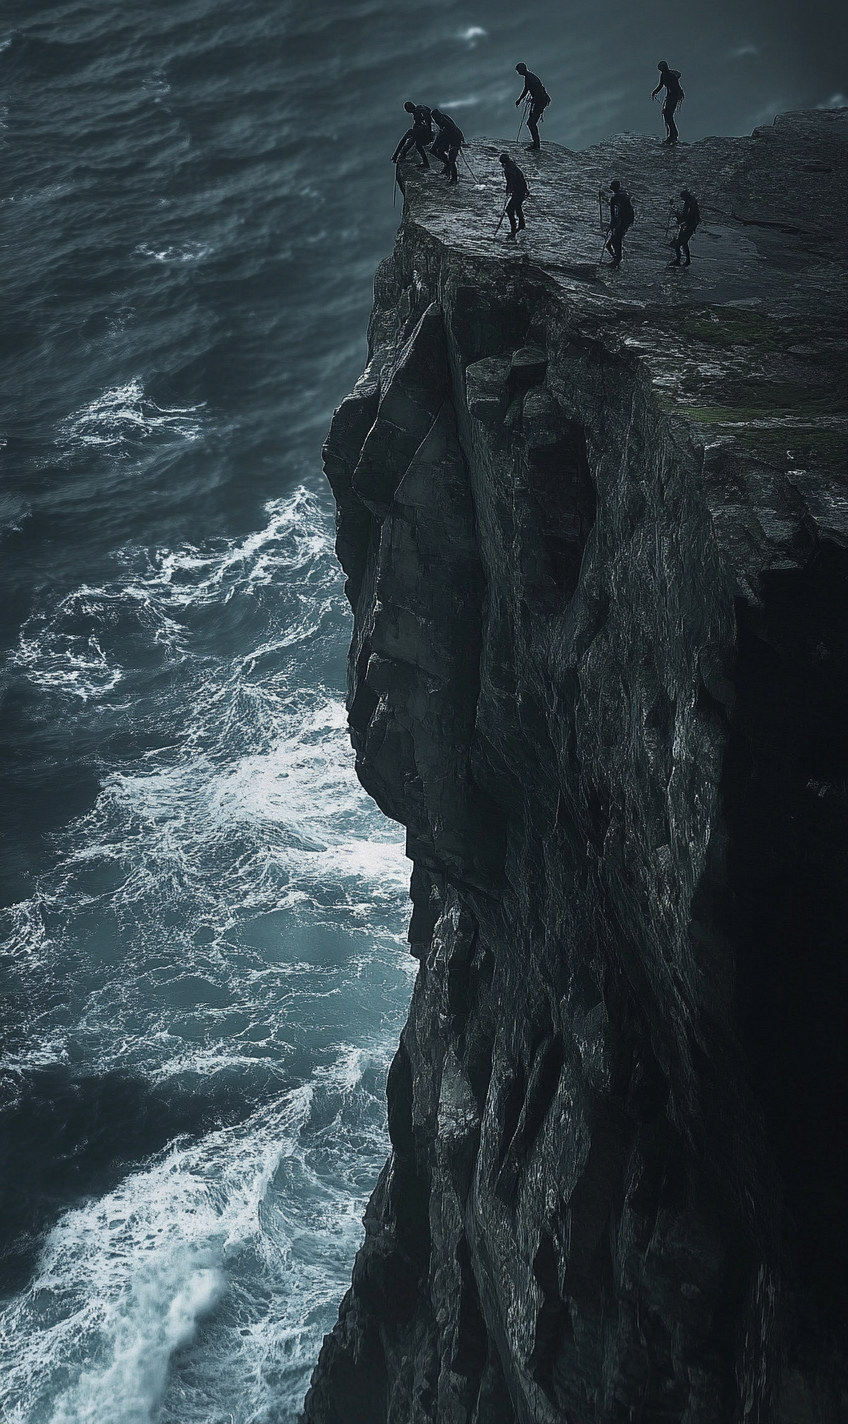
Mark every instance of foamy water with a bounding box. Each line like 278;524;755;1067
0;488;412;1421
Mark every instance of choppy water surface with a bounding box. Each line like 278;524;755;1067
1;1;844;1420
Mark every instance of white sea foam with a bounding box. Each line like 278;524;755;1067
58;380;205;453
133;242;210;262
0;1050;400;1424
1;485;409;1080
0;484;412;1421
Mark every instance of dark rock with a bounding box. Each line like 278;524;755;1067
304;111;848;1424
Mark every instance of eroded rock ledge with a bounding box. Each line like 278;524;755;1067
303;111;848;1424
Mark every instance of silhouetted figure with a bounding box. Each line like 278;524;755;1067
670;187;700;264
605;180;634;265
392;101;434;168
515;64;551;149
431;110;464;184
651;61;684;145
499;153;528;238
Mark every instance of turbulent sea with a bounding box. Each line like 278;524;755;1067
0;2;843;1420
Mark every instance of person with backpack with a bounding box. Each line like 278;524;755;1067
670;188;700;265
392;101;434;168
498;153;528;238
514;64;551;150
605;180;634;266
651;61;684;145
430;109;464;185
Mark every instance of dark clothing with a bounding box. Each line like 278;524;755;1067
652;69;683;144
501;157;528;234
606;189;633;265
675;193;700;228
517;70;549;106
506;195;526;234
392;105;434;166
672;193;700;264
516;70;550;148
431;112;464;183
662;94;680;143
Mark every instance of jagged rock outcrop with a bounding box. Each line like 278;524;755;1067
306;111;848;1424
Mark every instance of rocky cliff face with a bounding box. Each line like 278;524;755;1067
303;111;848;1424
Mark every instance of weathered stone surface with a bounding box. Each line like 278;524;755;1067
303;111;848;1424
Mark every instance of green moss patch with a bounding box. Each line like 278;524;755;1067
679;310;783;350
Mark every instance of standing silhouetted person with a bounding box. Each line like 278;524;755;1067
431;110;464;184
515;64;551;150
670;187;700;265
392;101;433;168
499;153;528;238
651;61;684;145
605;180;634;266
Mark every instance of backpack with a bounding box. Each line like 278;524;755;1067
619;192;635;229
688;197;700;228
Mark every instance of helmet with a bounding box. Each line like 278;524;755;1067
499;153;509;164
404;101;416;113
658;60;668;70
610;179;620;191
516;63;527;74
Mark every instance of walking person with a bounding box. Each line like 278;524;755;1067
669;188;700;265
514;64;551;150
604;180;634;266
651;61;684;145
391;101;434;168
431;109;464;184
498;153;528;239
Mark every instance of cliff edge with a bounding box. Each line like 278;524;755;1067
304;111;848;1423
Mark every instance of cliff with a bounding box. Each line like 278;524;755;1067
303;111;848;1424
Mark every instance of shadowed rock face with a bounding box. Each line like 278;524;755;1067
304;111;848;1424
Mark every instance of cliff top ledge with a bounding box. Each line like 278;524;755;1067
395;109;847;546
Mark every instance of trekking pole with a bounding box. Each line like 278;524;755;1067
597;191;608;260
516;100;529;142
494;199;510;237
460;149;479;182
393;164;399;207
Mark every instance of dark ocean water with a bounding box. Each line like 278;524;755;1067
0;2;844;1420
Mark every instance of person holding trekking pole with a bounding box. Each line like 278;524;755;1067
430;109;464;185
669;187;700;265
514;64;551;150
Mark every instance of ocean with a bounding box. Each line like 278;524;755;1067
0;2;843;1420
